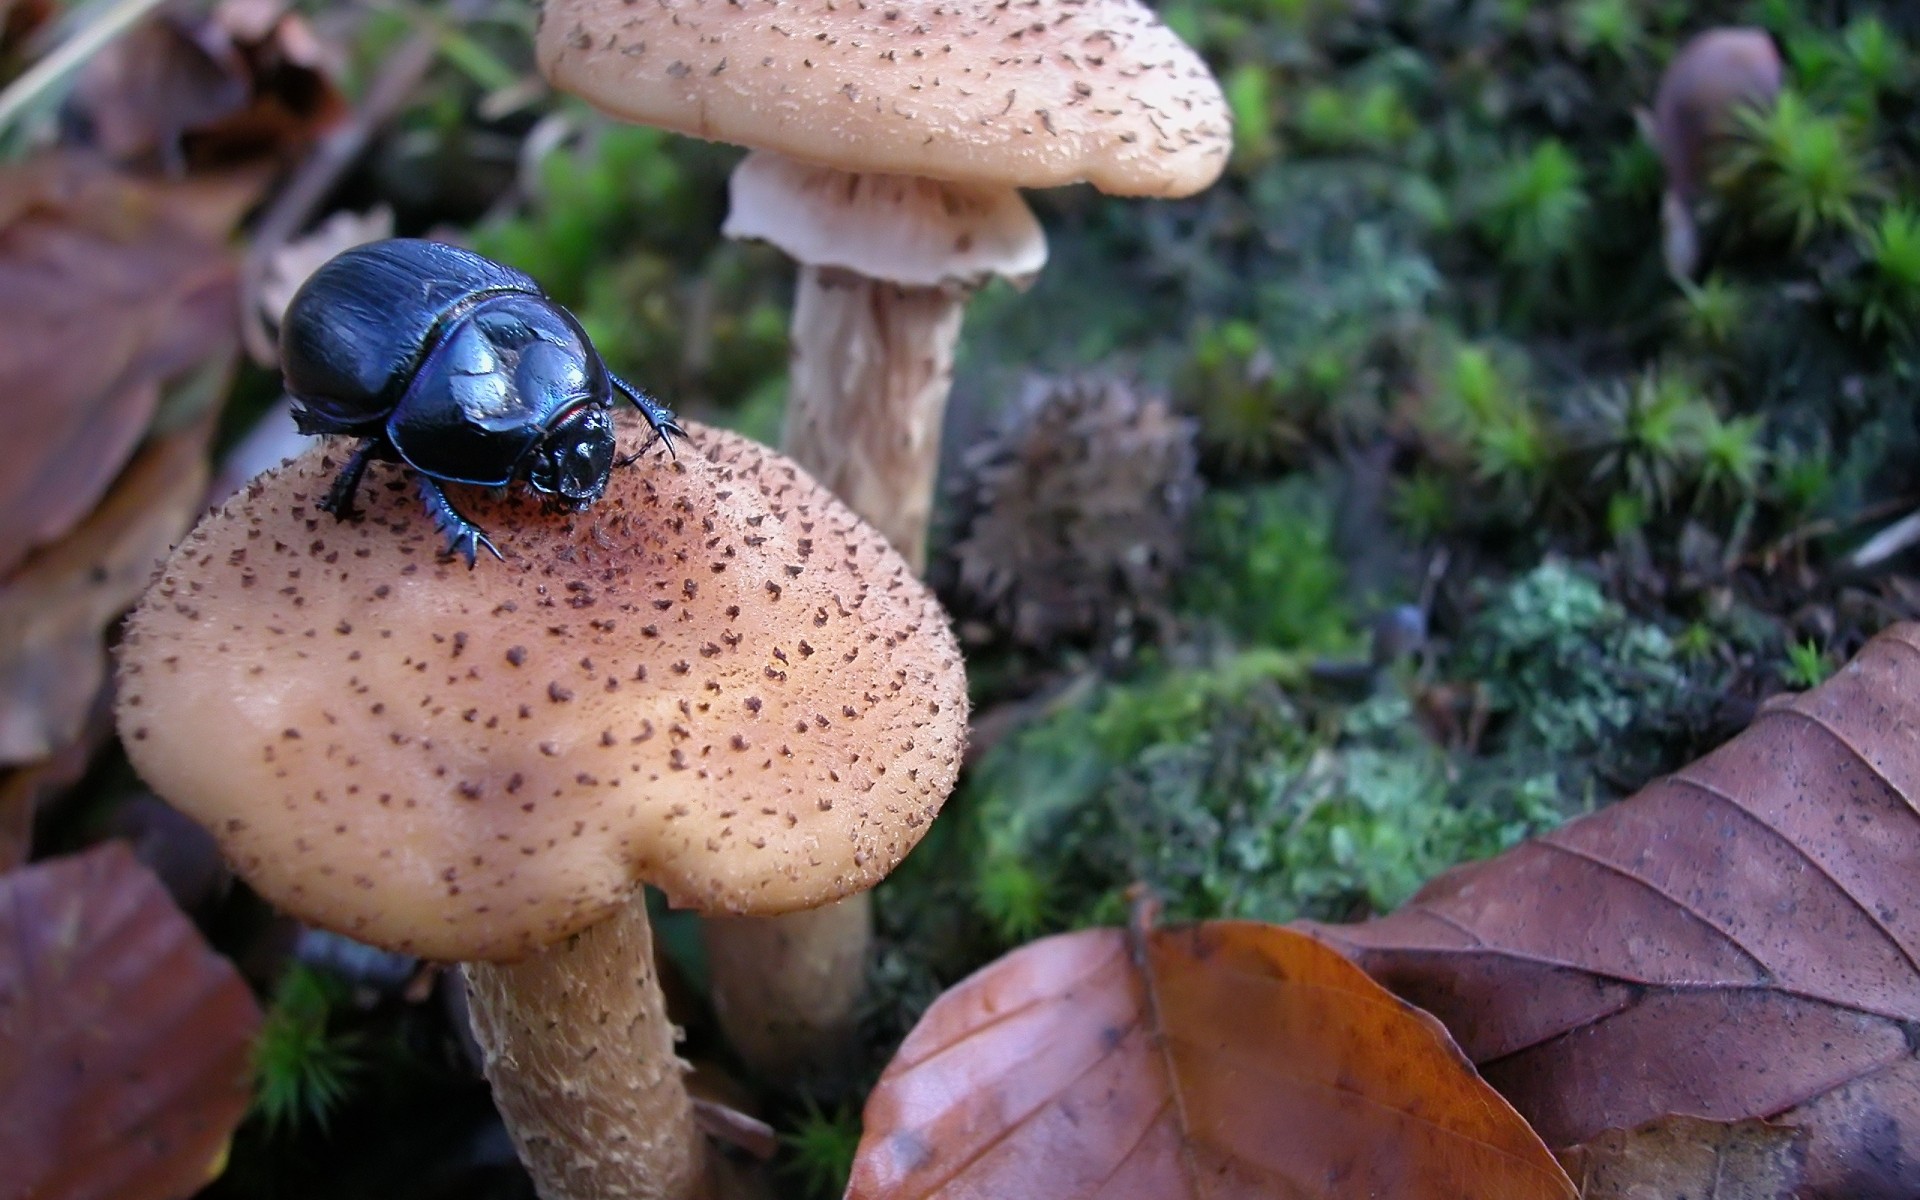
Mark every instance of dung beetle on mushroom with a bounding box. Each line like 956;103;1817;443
279;238;682;565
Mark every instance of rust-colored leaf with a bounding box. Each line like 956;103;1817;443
0;425;210;764
1302;623;1920;1197
1559;1116;1806;1200
850;914;1574;1199
0;841;262;1200
0;154;238;576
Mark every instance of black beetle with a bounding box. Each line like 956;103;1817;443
279;238;682;565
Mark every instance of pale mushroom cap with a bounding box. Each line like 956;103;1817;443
538;0;1232;198
722;150;1048;287
1652;27;1782;202
116;422;968;962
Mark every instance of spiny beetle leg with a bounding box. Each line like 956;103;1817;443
613;375;685;458
319;440;378;521
417;474;502;567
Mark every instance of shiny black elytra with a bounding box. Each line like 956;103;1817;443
279;238;681;565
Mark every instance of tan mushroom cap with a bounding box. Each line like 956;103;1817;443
722;149;1047;287
537;0;1232;199
116;422;967;963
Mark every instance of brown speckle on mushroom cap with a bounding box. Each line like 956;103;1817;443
115;422;968;962
537;0;1232;199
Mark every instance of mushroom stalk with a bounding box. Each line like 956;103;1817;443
706;154;1036;1084
781;265;967;574
464;894;706;1200
703;896;872;1085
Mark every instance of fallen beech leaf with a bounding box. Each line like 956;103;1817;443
0;840;262;1200
850;914;1574;1199
1302;623;1920;1197
1559;1115;1805;1200
0;425;210;763
67;15;247;165
0;685;115;872
67;0;343;169
0;154;239;576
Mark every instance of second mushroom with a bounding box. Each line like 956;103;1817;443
538;0;1231;1080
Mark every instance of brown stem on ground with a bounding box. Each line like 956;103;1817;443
780;265;967;574
464;895;708;1200
702;897;873;1089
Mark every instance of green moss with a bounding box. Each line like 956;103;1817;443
1418;341;1559;503
1671;275;1750;351
250;967;364;1135
780;1103;861;1198
1473;140;1591;269
963;658;1567;933
1781;639;1836;689
1857;204;1920;340
1571;369;1717;512
1178;481;1361;656
1720;90;1885;246
1460;561;1692;775
1563;0;1645;62
1226;64;1279;168
1294;80;1419;155
1389;467;1459;541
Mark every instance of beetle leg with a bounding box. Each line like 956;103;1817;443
612;375;685;459
319;440;378;521
416;475;502;567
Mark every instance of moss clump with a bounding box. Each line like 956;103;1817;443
1458;559;1706;789
963;654;1566;934
1179;479;1362;656
250;966;364;1134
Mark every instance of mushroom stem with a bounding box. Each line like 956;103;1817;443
702;896;872;1087
464;894;706;1200
781;264;967;574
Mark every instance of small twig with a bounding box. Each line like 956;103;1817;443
0;0;173;134
1754;492;1917;566
1846;505;1920;572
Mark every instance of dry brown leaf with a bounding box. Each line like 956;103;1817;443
67;0;344;170
0;685;115;873
0;154;238;577
0;425;210;764
850;912;1574;1199
1302;623;1920;1197
1560;1115;1805;1200
0;840;262;1200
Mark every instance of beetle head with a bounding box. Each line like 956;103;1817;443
526;404;616;509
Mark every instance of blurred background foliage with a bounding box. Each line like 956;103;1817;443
9;0;1920;1194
